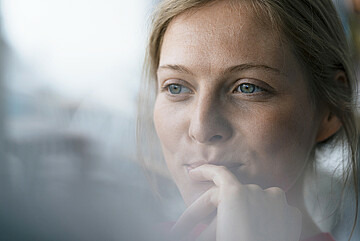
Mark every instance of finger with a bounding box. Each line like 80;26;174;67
195;216;217;241
170;187;219;240
189;164;240;188
265;187;287;203
286;206;303;240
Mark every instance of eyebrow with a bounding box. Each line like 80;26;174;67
158;64;194;75
158;63;282;76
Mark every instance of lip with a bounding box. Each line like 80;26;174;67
184;161;244;172
185;161;206;170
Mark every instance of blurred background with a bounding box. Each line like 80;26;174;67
0;0;358;240
0;0;181;240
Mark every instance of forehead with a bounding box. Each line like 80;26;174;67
168;1;268;38
159;0;296;76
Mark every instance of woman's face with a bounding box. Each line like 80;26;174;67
153;1;323;206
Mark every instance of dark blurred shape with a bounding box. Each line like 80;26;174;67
353;0;360;13
0;124;165;241
0;13;4;167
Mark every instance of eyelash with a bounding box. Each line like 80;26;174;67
161;80;269;97
233;83;265;94
166;84;191;95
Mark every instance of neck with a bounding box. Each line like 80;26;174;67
286;169;322;240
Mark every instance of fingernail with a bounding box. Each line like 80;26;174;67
188;168;200;177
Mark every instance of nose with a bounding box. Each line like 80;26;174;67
188;94;233;145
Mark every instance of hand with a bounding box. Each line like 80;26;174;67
170;164;302;241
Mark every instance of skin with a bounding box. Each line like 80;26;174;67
353;0;360;12
153;1;340;240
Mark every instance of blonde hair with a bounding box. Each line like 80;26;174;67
137;0;359;239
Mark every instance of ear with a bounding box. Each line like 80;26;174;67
316;71;345;143
316;110;342;142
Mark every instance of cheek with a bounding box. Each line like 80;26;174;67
153;98;188;151
239;101;317;191
153;100;195;204
153;97;188;179
257;106;314;155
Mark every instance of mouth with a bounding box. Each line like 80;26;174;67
184;161;244;172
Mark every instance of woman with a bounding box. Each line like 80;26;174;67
138;0;359;240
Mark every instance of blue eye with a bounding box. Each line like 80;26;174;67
236;83;262;93
168;84;190;94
